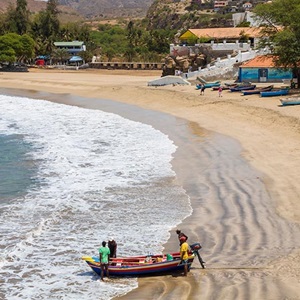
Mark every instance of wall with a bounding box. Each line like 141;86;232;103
239;67;293;82
89;62;164;70
183;49;259;80
232;11;261;27
209;41;251;51
170;41;251;57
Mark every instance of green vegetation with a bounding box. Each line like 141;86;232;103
254;0;300;84
92;22;175;62
236;21;250;27
0;33;34;63
0;0;176;64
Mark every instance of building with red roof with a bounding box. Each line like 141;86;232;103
239;55;293;82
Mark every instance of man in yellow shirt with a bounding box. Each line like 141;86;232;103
179;236;189;276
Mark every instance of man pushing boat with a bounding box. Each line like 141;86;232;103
179;236;189;276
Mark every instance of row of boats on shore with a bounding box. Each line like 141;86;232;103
147;75;300;106
217;82;290;97
196;77;300;106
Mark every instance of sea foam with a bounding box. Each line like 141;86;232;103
0;95;191;299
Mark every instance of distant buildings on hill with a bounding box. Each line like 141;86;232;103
212;0;269;12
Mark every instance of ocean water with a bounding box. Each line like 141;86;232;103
0;94;191;300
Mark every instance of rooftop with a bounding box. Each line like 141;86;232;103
180;27;261;40
54;41;84;47
240;55;276;68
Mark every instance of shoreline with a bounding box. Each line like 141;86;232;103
1;69;300;299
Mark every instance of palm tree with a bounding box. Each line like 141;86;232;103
52;48;70;64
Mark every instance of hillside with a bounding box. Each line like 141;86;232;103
0;0;250;28
0;0;153;18
146;0;233;31
59;0;153;18
0;0;46;13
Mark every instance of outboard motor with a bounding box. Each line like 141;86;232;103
190;243;205;269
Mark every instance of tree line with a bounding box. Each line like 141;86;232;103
254;0;300;85
0;0;299;79
0;0;176;65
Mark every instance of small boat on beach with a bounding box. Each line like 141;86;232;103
260;88;289;97
82;243;204;277
196;82;220;89
204;82;221;88
280;97;300;106
196;77;221;88
212;84;235;91
241;85;274;95
225;81;251;87
230;84;256;92
148;75;190;86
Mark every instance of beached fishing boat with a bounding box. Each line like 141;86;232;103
148;76;190;86
230;84;256;92
196;82;220;89
280;97;300;106
241;85;274;95
82;243;204;277
212;84;236;91
82;252;194;277
213;81;254;91
260;88;289;97
203;82;221;88
196;77;221;87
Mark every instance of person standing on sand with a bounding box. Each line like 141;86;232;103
99;241;110;281
218;86;223;97
200;85;205;95
108;237;117;258
179;236;189;276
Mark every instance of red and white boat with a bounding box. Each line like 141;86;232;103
82;243;204;277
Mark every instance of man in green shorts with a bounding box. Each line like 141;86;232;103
99;241;110;281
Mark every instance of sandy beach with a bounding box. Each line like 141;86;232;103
1;68;300;299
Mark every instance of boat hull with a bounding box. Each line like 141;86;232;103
230;85;256;92
280;98;300;106
148;76;190;86
260;89;289;97
197;76;220;86
242;85;273;95
212;85;235;90
196;82;220;89
203;82;221;88
82;253;194;277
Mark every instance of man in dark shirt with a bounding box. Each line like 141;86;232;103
108;237;117;258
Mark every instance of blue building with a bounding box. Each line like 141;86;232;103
239;55;293;83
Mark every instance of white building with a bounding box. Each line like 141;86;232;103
232;11;261;27
53;41;86;55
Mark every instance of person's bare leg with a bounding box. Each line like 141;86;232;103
100;264;104;281
106;265;109;279
184;264;188;276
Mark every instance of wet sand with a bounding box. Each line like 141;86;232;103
1;68;300;299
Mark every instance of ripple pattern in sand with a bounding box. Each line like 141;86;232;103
170;128;300;299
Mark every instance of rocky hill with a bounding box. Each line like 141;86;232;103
0;0;153;18
0;0;239;28
0;0;46;13
146;0;233;31
59;0;153;18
